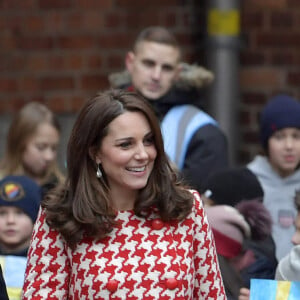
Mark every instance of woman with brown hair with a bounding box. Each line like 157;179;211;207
22;89;225;299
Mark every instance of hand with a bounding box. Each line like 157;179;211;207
239;287;250;300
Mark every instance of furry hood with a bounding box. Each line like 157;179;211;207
108;62;214;90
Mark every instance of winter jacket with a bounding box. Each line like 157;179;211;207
0;265;8;300
248;155;300;260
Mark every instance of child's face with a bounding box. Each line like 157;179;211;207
268;128;300;177
22;122;60;182
292;212;300;246
0;206;33;253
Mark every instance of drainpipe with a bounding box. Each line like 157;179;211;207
206;0;242;166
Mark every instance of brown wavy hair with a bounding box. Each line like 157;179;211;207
0;102;64;185
43;89;193;249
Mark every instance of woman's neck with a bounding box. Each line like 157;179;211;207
110;188;137;211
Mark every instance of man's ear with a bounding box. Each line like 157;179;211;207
125;51;135;73
173;63;182;81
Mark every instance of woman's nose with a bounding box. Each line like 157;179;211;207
135;144;148;160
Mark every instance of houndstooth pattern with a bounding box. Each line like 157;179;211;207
22;190;225;299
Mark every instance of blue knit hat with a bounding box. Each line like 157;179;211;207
260;94;300;149
0;175;41;223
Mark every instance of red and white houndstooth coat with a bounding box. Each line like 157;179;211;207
22;190;226;299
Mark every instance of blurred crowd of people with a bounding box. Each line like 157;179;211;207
0;26;299;299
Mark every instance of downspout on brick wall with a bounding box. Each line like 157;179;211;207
205;0;242;166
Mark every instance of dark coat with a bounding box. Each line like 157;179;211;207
0;266;8;300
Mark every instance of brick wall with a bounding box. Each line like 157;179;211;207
0;0;299;166
240;0;300;163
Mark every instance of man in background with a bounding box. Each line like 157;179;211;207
110;26;229;191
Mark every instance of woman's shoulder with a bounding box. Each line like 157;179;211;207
185;189;206;217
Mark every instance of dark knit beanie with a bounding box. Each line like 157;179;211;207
200;167;264;207
260;94;300;149
0;175;41;223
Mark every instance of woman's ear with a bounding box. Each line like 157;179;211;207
88;146;101;164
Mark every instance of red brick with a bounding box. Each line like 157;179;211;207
0;33;17;51
47;55;83;71
270;52;295;66
57;36;97;49
70;96;88;113
0;100;10;112
39;77;74;90
66;12;104;31
287;72;300;86
104;12;125;28
0;78;18;92
18;77;39;92
256;33;300;48
5;98;28;112
242;93;267;105
241;52;265;66
270;11;294;29
81;74;109;90
77;0;113;9
239;111;251;125
240;68;282;88
0;15;23;31
23;15;45;32
245;0;287;9
107;54;124;69
44;13;65;33
98;33;134;49
287;0;300;7
86;55;104;70
0;0;36;10
242;11;264;29
18;36;54;50
116;0;175;7
44;96;70;112
25;56;48;72
160;12;177;27
125;12;160;28
38;0;72;10
0;55;25;72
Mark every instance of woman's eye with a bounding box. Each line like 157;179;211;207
144;136;154;145
119;141;131;148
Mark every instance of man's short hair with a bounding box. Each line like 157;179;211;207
134;26;180;51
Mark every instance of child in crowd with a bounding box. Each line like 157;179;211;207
239;189;300;300
0;175;41;300
201;167;275;300
247;94;300;261
0;102;65;196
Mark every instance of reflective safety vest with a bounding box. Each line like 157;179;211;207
0;255;27;300
161;104;218;170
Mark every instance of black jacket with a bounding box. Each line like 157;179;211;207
0;266;8;300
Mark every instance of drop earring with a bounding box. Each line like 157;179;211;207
96;164;102;178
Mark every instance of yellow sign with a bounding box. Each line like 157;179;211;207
208;9;240;36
